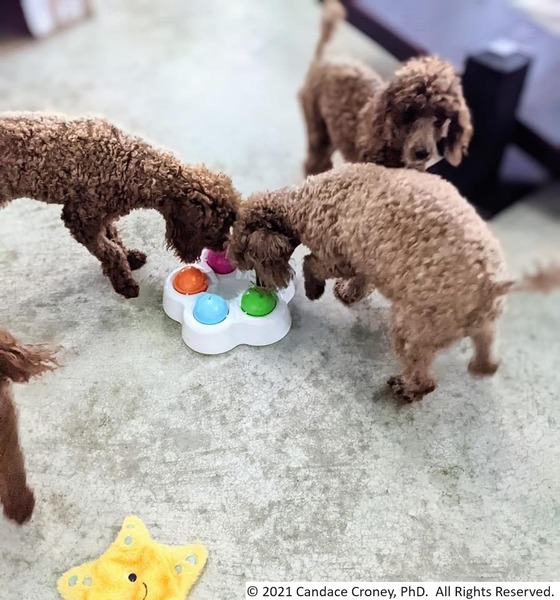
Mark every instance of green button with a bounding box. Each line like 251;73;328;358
240;287;277;317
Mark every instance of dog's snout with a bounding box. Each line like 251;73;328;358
414;148;429;160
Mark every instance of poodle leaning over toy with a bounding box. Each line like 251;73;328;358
299;0;472;175
0;328;58;524
228;163;560;402
0;113;240;298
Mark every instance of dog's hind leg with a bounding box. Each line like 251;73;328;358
300;93;333;176
387;310;451;402
62;206;140;298
105;223;147;271
468;320;500;376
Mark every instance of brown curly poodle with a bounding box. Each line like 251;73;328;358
0;328;58;524
228;162;560;403
0;113;241;298
299;0;473;175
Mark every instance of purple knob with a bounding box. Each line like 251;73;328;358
206;250;235;275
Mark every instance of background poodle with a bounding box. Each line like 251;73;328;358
228;162;559;403
0;328;58;524
299;0;473;175
0;113;241;298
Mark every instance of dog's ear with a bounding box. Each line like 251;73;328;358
246;229;294;289
165;185;240;262
246;229;293;264
444;98;473;166
164;198;206;263
165;190;226;263
357;92;402;167
229;200;294;266
0;330;58;383
228;201;296;289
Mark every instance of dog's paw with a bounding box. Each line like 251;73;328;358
468;358;500;377
3;487;35;525
333;280;363;306
116;280;140;299
127;250;147;271
387;376;435;403
304;278;325;301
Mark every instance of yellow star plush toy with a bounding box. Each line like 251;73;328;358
57;516;208;600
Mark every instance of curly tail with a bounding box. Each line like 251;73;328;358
493;263;560;296
314;0;346;61
0;329;59;384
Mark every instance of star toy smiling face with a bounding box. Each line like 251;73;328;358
57;516;208;600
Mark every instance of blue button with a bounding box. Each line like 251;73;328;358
193;293;229;325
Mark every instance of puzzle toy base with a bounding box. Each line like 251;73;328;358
163;250;295;355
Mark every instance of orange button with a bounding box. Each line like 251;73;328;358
172;267;209;295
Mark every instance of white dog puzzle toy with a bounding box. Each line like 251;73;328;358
163;250;295;355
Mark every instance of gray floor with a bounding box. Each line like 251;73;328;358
0;0;559;596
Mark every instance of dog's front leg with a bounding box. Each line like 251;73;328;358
333;275;371;306
0;462;35;525
0;393;35;524
303;253;337;300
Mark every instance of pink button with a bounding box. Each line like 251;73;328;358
206;250;235;275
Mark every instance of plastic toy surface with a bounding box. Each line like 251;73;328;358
163;250;295;355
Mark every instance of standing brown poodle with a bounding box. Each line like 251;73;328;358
228;163;559;402
0;329;58;524
0;113;241;298
299;0;473;175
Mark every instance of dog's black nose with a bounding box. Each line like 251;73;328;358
414;148;429;160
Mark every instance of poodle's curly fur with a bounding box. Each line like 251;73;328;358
0;329;58;524
299;0;473;175
228;162;560;402
0;113;241;298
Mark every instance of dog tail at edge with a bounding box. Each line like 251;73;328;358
494;263;560;296
314;0;346;61
0;329;59;384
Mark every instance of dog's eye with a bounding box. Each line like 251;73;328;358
128;573;137;583
402;107;418;124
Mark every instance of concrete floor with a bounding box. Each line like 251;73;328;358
0;0;559;596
